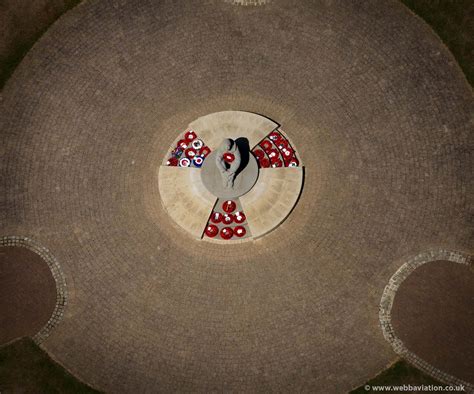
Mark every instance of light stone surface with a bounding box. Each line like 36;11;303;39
189;111;278;151
240;167;303;238
158;166;216;239
0;0;473;392
200;150;259;199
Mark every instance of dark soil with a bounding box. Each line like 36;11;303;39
391;260;474;383
0;246;57;345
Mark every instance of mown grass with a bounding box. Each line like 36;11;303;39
0;337;100;393
401;0;473;86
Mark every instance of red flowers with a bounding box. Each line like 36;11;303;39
222;200;236;213
204;200;249;240
223;152;235;163
253;129;300;169
220;227;233;239
205;224;218;237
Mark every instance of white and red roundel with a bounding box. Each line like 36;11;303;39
193;156;204;167
192;139;204;150
179;157;191;167
166;130;210;169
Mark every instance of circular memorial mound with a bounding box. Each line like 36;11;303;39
0;246;57;345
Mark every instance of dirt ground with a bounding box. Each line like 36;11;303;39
391;260;474;383
0;246;57;345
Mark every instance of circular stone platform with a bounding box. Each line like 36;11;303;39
158;111;304;242
1;0;473;392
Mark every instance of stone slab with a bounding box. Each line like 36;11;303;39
240;167;303;238
158;166;216;239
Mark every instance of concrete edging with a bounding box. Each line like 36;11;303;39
224;0;270;5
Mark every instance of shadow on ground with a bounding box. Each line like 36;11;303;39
0;337;100;393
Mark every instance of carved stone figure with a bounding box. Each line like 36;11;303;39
215;138;241;188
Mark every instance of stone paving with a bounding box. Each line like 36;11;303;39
225;0;270;5
0;0;473;392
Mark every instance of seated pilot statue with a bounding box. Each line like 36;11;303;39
215;138;241;189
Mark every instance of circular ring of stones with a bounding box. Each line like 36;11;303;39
379;249;473;390
225;0;270;5
0;236;68;344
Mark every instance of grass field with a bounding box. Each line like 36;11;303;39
0;338;99;393
401;0;473;86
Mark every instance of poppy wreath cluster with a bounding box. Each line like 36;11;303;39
252;130;299;168
166;129;211;168
204;199;249;240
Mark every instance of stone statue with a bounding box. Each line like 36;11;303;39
216;138;241;188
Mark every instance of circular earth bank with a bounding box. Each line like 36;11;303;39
391;260;474;383
0;247;57;345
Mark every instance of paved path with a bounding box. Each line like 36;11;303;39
1;0;473;391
